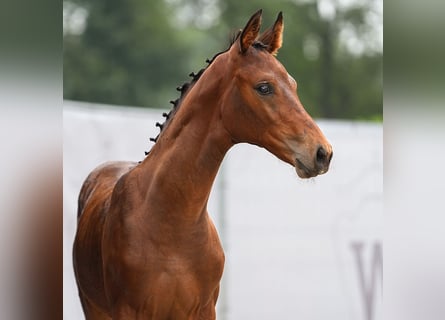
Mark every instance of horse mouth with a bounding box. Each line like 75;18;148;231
295;158;318;179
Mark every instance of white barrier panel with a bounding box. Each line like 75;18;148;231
64;101;382;320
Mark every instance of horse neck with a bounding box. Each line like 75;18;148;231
137;68;233;225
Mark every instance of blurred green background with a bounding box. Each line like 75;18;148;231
63;0;382;120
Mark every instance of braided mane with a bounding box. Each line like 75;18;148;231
143;31;242;158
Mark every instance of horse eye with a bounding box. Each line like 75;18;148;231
255;83;273;95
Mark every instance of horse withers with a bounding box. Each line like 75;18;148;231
73;9;332;320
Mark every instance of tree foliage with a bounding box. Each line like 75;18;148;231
63;0;382;120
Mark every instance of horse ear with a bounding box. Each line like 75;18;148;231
239;9;263;54
258;12;284;56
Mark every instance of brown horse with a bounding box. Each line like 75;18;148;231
73;10;332;319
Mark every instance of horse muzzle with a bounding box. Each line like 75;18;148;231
295;145;333;179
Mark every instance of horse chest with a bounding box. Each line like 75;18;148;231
147;233;225;292
104;218;225;306
152;247;224;318
108;239;224;319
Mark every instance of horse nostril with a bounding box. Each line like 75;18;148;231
316;146;327;165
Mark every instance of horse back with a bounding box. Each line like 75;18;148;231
74;161;137;312
77;161;136;220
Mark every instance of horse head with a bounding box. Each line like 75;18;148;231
212;9;333;178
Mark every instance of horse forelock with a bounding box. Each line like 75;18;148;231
252;41;268;50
